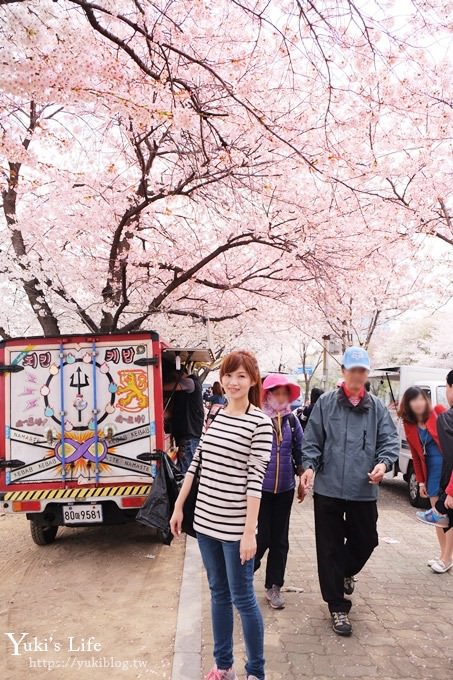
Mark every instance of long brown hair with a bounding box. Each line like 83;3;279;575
212;381;223;396
219;350;262;408
398;387;432;424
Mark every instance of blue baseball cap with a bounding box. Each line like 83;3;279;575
342;346;370;371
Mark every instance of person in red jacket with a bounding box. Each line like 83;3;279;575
399;387;453;573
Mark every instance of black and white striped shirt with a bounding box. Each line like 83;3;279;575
187;406;273;541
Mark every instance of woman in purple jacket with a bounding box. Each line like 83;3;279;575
254;374;304;610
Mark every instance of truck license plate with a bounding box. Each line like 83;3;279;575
62;504;103;524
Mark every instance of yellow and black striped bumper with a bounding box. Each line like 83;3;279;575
3;484;151;502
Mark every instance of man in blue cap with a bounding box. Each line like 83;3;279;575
301;346;399;636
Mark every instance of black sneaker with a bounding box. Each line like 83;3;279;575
331;612;352;636
344;576;356;595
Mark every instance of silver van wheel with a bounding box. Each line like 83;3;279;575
407;464;430;509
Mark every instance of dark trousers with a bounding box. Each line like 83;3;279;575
254;489;294;589
177;436;200;474
314;493;379;613
436;494;453;530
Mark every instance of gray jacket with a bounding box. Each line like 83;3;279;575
302;389;399;501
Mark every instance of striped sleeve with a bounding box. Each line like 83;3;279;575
247;417;273;498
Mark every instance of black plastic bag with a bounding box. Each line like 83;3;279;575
136;454;184;545
162;454;184;507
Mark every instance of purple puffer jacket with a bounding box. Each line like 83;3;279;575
262;414;304;494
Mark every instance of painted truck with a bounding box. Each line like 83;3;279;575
368;365;448;507
0;331;212;545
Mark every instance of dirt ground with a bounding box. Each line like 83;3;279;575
0;512;185;680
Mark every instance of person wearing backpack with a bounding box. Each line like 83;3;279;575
254;374;304;610
296;387;324;431
205;381;227;430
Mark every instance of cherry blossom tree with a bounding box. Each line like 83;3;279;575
371;313;453;368
0;0;451;340
303;236;451;351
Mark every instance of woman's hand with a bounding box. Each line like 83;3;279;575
419;483;428;498
240;530;257;565
169;472;195;538
170;504;184;537
445;494;453;509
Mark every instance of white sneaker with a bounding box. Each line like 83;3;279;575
430;559;453;574
427;558;440;567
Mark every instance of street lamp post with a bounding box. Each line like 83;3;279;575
322;334;330;389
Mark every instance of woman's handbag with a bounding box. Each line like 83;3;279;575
181;450;201;538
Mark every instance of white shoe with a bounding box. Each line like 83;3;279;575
427;558;441;567
430;559;453;574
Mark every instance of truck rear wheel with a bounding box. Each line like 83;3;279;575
30;521;58;546
407;463;430;509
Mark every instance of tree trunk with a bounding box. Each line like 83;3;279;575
3;159;60;337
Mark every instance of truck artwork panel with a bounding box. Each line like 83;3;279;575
0;331;215;545
5;339;154;486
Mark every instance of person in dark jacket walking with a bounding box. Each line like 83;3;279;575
439;370;453;500
297;387;324;430
254;374;304;610
301;347;399;637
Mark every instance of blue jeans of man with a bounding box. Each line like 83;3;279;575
197;532;265;680
177;436;200;474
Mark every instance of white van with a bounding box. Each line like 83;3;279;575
368;365;448;507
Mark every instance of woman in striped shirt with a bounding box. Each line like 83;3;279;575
170;351;273;680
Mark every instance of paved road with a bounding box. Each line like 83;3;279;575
201;476;453;680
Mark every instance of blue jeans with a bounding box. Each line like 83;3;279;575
177;437;200;474
197;532;265;680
